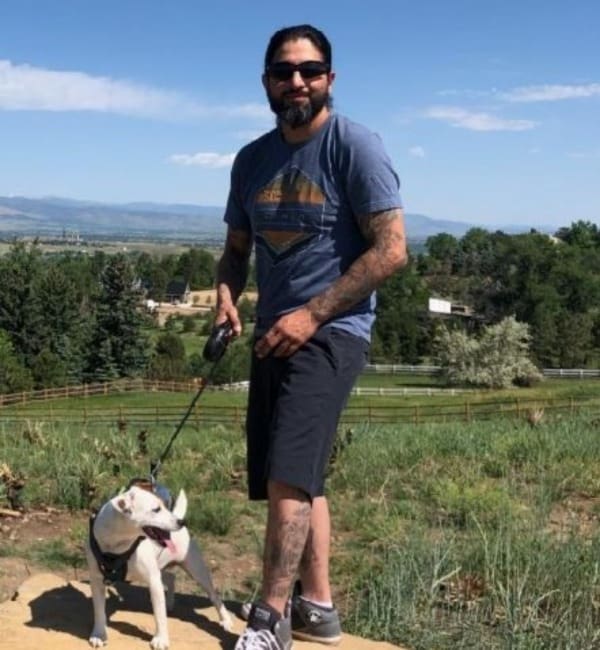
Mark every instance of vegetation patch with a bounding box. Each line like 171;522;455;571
3;410;600;647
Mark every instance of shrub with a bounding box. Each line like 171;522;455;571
435;316;543;388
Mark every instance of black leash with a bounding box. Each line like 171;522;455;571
149;321;234;482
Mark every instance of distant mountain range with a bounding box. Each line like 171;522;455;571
0;195;536;242
0;196;224;238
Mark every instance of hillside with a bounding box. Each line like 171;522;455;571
0;195;517;241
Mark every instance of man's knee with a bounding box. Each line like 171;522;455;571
267;480;310;503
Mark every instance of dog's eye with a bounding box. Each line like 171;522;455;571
152;506;161;513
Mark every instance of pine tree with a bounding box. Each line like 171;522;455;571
0;242;46;366
84;254;149;380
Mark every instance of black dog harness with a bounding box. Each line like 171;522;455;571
88;512;145;585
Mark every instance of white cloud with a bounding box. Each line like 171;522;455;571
409;146;426;158
423;106;536;131
0;59;269;120
168;152;236;168
502;83;600;103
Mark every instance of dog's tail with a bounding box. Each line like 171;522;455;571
172;489;188;520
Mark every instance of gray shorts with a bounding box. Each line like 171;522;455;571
245;326;368;500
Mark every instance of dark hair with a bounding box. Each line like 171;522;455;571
264;24;332;70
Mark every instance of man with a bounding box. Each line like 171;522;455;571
215;24;407;650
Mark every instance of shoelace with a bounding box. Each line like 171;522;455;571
235;627;281;650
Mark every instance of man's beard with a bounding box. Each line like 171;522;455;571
268;89;332;129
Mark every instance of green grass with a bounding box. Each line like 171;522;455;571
328;415;600;648
3;390;600;647
24;539;87;570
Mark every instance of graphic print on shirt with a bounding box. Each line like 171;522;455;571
254;167;326;262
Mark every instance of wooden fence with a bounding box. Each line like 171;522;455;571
0;379;598;427
0;379;246;408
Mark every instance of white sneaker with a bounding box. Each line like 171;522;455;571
234;627;288;650
235;601;292;650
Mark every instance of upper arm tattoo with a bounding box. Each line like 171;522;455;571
356;207;405;248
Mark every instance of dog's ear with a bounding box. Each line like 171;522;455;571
113;489;135;515
172;489;188;520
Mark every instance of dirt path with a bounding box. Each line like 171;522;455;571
0;572;407;650
0;509;408;649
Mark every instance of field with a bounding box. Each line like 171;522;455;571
2;379;600;648
0;237;213;258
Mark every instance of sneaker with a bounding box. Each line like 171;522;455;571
235;600;292;650
240;600;252;621
291;581;342;645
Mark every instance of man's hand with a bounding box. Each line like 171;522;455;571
254;306;320;358
216;303;242;337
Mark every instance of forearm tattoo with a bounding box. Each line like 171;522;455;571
263;502;311;600
216;229;251;304
307;208;406;323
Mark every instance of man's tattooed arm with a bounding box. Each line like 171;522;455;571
215;227;252;334
306;207;407;324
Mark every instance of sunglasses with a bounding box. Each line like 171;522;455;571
266;60;330;82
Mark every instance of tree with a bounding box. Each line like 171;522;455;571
528;286;562;367
30;348;68;388
373;263;429;363
555;221;599;248
147;266;169;302
84;254;149;381
555;311;594;367
34;259;90;384
455;228;495;277
0;330;33;393
422;233;459;276
0;242;46;365
147;332;187;380
175;248;216;289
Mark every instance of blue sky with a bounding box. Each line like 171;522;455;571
1;0;598;229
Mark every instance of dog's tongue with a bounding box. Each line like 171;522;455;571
142;526;177;553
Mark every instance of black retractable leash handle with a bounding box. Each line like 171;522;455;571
149;321;234;483
203;320;234;363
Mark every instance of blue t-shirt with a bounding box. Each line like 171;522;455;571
224;113;402;341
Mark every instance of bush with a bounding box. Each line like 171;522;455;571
181;315;197;333
435;316;543;388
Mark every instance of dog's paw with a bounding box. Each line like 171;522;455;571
220;607;234;632
89;633;107;647
150;635;170;650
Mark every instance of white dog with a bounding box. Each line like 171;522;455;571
85;483;233;649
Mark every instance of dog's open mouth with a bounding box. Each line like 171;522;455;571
143;526;176;552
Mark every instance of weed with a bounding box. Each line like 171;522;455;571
188;492;235;536
26;539;85;570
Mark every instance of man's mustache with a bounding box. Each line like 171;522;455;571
283;90;309;98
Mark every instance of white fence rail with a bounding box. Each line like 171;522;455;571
364;364;600;378
352;386;465;396
364;364;441;375
541;368;600;378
